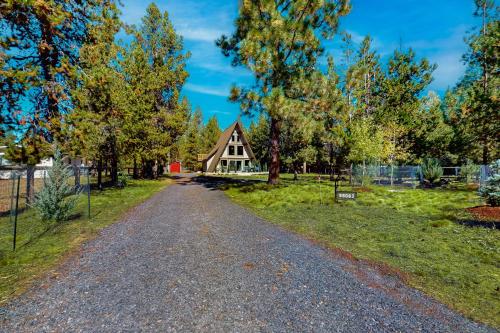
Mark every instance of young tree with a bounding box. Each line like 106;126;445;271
32;150;79;222
347;117;384;184
200;116;221;153
281;116;317;179
349;36;383;119
411;91;453;162
68;2;125;187
247;114;270;169
376;49;436;163
181;108;202;171
123;3;191;178
458;0;499;164
218;0;351;184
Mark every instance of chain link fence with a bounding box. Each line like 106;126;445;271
347;164;488;188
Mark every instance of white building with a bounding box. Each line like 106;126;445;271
0;146;83;179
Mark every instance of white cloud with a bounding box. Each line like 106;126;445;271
208;109;231;115
178;27;228;42
428;52;465;91
184;83;229;97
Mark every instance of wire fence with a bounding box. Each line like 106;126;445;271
338;164;491;188
0;166;91;216
0;165;92;251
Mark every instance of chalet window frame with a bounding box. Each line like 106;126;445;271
237;146;244;156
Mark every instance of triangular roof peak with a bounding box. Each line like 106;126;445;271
203;119;256;172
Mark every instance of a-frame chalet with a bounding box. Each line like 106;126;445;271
202;120;256;173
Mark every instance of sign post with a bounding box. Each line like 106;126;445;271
333;172;357;203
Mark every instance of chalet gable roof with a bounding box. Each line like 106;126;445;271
204;120;256;172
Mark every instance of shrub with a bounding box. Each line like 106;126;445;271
479;160;500;207
420;158;443;185
460;159;480;184
32;150;79;222
117;172;128;187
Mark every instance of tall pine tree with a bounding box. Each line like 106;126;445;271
218;0;350;184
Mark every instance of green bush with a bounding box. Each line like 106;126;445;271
460;159;479;184
421;158;443;184
32;150;79;222
117;172;128;187
479;160;500;207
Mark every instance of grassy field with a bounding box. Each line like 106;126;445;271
0;178;170;304
221;174;500;328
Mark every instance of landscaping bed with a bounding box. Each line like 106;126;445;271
220;174;500;328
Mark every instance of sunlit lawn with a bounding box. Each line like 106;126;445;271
0;178;170;304
221;174;499;328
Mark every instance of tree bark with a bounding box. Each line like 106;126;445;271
110;155;118;186
97;158;103;191
26;165;35;205
267;117;281;185
74;164;80;190
482;139;489;165
133;157;139;179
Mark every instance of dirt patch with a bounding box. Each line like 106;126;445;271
466;206;500;222
243;262;255;270
353;187;372;193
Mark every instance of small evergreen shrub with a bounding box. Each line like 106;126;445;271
460;159;479;184
479;160;500;207
421;158;443;185
32;150;79;222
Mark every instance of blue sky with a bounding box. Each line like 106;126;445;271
120;0;478;128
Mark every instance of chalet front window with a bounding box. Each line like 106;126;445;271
244;160;249;167
221;160;227;166
228;146;235;155
237;146;244;156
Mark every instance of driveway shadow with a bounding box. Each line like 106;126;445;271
172;174;264;191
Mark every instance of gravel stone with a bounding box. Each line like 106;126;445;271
1;175;496;332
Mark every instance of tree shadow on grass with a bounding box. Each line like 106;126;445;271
456;219;498;229
18;212;83;250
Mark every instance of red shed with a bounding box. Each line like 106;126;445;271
169;161;181;173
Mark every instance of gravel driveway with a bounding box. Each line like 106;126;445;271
1;175;495;332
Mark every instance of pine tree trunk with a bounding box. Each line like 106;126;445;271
74;164;80;190
268;117;281;185
133;158;139;179
26;165;35;204
97;158;103;191
482;140;489;165
110;155;118;186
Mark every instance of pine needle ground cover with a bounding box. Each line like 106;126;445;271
0;178;170;304
221;175;499;327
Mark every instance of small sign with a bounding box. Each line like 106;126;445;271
336;191;357;200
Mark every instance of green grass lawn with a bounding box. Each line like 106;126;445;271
221;174;500;328
0;178;170;304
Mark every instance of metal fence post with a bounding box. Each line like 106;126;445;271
13;175;21;251
9;172;16;227
87;167;91;219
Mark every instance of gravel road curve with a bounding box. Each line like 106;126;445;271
1;175;496;332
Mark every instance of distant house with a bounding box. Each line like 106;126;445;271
202;120;256;173
0;146;83;179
